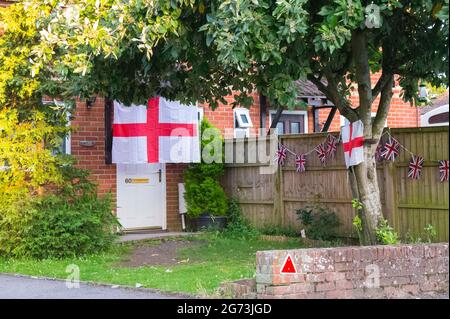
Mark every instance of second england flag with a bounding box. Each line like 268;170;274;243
341;120;365;168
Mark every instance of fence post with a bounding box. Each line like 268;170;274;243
383;161;397;229
273;165;285;226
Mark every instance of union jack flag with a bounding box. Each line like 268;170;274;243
325;135;338;159
375;143;384;162
439;160;449;182
315;143;327;165
408;155;424;180
295;154;306;173
381;138;400;161
275;145;287;165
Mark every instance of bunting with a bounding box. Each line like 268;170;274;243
271;131;446;182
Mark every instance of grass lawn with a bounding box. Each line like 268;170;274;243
0;233;304;295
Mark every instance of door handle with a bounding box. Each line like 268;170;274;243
158;169;162;183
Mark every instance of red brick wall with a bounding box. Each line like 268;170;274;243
71;97;116;197
201;92;261;136
165;163;187;231
256;243;449;299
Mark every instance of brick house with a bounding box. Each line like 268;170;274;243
1;0;419;232
68;72;419;232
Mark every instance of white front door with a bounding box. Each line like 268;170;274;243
116;163;166;230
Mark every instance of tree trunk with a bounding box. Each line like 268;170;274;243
352;143;383;245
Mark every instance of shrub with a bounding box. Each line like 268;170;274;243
184;177;228;218
405;224;438;244
0;161;119;259
296;205;340;240
375;218;399;245
184;119;228;218
222;198;259;239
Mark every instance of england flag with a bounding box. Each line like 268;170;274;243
112;97;200;164
341;120;365;168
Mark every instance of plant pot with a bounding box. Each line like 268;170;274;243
187;214;228;232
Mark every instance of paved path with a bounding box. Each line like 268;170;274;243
0;274;185;299
117;231;195;243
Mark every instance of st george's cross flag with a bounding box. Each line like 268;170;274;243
112;97;200;164
341;120;364;168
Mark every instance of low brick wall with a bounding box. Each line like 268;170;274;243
256;243;449;299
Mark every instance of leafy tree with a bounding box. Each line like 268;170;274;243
199;0;448;244
2;0;449;244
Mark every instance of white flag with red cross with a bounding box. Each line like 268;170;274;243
341;120;365;168
112;97;200;164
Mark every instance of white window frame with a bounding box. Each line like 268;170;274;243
420;104;449;127
340;112;387;128
233;108;253;138
269;110;309;134
234;108;253;128
64;120;71;155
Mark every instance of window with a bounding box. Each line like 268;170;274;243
429;112;449;124
276;122;285;135
234;108;253;128
43;99;71;155
421;105;449;127
234;108;253;138
290;122;300;134
269;110;308;135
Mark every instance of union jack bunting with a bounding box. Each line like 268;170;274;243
315;143;327;165
408;155;424;180
381;138;400;161
275;145;287;165
375;143;384;162
325;135;338;159
295;154;306;173
439;160;449;182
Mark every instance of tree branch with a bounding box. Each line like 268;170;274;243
372;74;394;139
308;74;359;123
371;71;393;104
351;30;372;130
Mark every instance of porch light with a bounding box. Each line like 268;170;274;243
86;96;97;109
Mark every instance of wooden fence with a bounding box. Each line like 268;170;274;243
222;127;449;242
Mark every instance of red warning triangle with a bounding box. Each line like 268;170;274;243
280;254;297;274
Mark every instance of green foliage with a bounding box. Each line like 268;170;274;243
18;192;117;259
0;3;43;111
352;215;363;233
406;224;438;244
351;198;364;211
184;120;227;218
0;161;118;259
184;177;228;218
259;225;299;238
220;198;260;240
0;108;65;195
296;205;340;240
375;218;399;245
424;223;438;242
351;199;364;245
